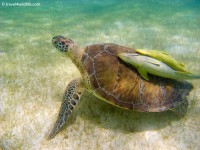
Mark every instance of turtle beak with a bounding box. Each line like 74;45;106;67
52;38;58;50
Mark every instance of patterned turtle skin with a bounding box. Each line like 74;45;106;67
48;35;193;139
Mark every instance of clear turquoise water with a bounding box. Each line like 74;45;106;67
1;0;200;47
0;0;200;149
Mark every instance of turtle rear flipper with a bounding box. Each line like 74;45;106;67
170;98;189;116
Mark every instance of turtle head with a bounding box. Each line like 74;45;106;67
52;35;75;53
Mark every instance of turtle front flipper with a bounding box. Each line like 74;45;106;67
48;78;84;139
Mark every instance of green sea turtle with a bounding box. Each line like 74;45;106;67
48;35;193;139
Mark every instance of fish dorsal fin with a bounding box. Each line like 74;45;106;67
138;68;149;81
179;63;186;67
161;51;170;56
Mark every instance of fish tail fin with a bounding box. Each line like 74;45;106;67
175;71;200;79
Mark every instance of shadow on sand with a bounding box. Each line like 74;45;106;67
56;91;185;137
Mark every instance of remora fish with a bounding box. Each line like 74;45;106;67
136;49;191;73
118;53;200;81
